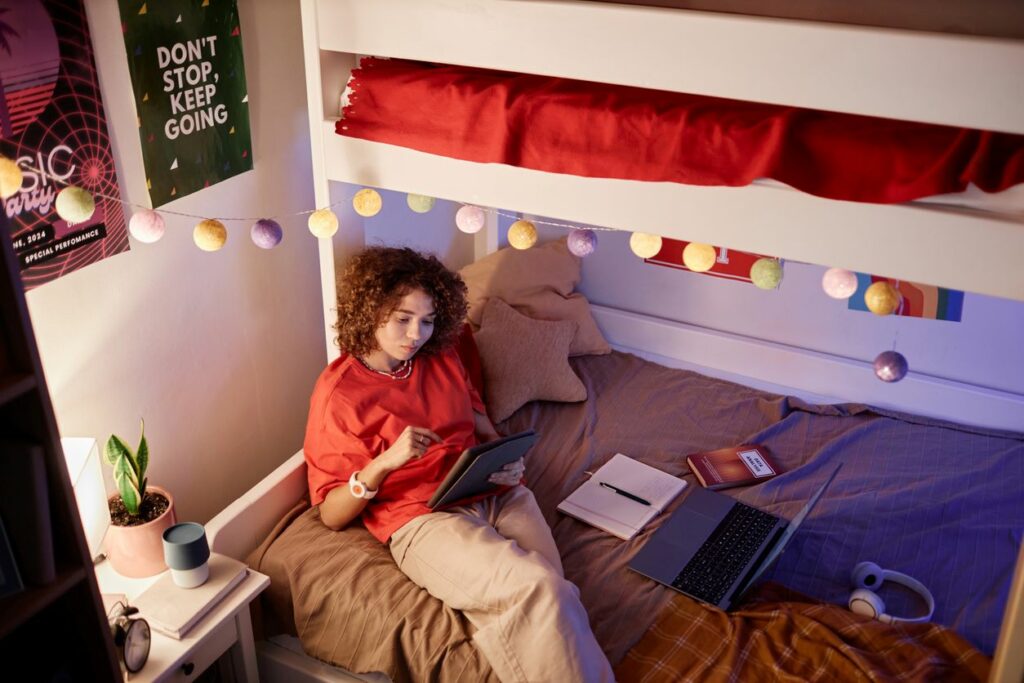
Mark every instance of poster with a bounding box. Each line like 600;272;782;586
118;0;252;207
645;237;768;284
847;273;964;321
0;0;128;290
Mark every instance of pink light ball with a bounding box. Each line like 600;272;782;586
567;229;597;257
873;350;909;382
456;205;486;234
128;209;165;244
251;218;283;249
822;267;858;299
308;209;339;238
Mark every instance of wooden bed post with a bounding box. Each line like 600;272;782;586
991;541;1024;682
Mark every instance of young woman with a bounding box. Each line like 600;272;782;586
304;246;613;683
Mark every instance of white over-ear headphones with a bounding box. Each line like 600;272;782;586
848;561;935;624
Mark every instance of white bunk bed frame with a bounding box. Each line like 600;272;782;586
206;2;1024;681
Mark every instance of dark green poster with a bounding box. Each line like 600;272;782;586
118;0;253;207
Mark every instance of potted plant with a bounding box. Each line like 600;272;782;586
102;420;176;577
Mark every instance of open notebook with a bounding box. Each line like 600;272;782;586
557;453;687;540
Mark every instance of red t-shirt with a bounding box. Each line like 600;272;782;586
304;348;488;542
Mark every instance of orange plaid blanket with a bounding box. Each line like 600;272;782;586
615;584;990;683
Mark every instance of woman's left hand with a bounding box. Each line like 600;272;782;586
489;457;525;486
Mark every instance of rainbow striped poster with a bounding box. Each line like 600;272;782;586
847;273;963;321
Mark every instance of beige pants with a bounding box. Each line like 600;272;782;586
389;486;615;683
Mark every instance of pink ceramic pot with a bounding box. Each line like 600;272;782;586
104;486;176;578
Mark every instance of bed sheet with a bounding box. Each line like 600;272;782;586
250;351;1021;680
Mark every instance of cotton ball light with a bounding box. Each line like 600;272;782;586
308;208;339;238
682;242;716;272
629;232;662;259
822;267;858;299
455;205;486;234
873;350;909;383
352;188;383;217
406;193;435;213
251;218;283;249
128;209;165;244
864;281;901;316
0;156;23;199
750;258;783;289
567;229;597;257
55;186;95;224
508;220;538;250
193;219;227;252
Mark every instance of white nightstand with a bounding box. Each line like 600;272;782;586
95;558;270;682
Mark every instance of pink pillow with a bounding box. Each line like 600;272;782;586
474;298;587;423
458;240;611;357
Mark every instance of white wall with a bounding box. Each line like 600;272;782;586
523;220;1024;397
26;0;326;524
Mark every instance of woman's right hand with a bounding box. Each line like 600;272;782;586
375;426;442;474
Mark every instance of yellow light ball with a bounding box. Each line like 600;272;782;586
352;188;382;217
864;281;901;316
750;258;783;290
406;193;435;213
629;232;662;259
308;209;339;238
55;186;95;224
0;156;23;199
682;242;716;272
508;220;538;250
193;219;228;252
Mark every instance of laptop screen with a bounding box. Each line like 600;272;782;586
736;463;842;595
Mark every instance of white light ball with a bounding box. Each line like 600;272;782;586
456;205;486;234
128;209;165;244
55;186;95;224
822;267;858;299
308;209;339;238
629;232;662;259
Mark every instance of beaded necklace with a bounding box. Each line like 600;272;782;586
357;356;414;380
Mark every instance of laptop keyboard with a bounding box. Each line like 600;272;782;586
671;502;778;605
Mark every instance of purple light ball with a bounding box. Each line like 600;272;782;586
251;219;283;249
873;350;909;383
567;229;597;257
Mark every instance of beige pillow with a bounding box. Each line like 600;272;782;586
474;298;587;423
459;239;611;356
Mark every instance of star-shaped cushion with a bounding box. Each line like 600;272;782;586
473;297;587;423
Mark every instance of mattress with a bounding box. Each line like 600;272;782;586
249;351;1022;680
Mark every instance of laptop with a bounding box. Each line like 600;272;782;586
628;464;841;610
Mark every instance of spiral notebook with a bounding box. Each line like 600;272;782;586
557;454;687;540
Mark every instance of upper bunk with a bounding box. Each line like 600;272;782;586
298;0;1024;302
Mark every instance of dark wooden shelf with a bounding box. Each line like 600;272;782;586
0;373;35;407
0;565;86;640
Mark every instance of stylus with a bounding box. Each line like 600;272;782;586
599;481;651;506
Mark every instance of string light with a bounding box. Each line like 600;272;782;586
194;219;227;252
0;156;23;199
251;219;284;249
750;258;783;289
682;242;716;272
129;209;166;244
55;186;96;224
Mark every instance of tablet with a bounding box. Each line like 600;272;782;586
427;430;538;509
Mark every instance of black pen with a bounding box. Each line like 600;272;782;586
599;481;651;506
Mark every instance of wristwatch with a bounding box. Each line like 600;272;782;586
348;471;378;499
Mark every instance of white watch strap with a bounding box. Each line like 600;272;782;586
349;471;378;499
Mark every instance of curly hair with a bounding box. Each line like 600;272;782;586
334;246;468;358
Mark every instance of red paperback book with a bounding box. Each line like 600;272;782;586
686;444;781;490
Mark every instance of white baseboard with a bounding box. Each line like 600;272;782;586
591;304;1024;432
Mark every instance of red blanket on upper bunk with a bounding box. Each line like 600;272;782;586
337;57;1024;204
